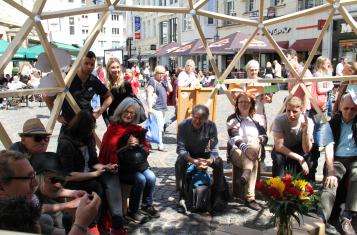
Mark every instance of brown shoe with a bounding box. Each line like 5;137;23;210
341;218;356;235
240;169;251;185
246;200;262;211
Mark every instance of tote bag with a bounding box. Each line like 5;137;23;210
145;114;160;144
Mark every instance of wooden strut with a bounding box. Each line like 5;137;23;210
1;0;357;149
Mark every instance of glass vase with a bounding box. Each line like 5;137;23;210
277;216;293;235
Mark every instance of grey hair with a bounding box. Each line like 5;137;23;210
191;104;209;120
341;93;353;104
245;59;259;72
111;97;141;125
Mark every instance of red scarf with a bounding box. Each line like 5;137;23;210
98;122;149;165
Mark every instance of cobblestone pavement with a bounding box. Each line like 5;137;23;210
0;90;327;234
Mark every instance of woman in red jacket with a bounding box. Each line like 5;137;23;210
99;97;159;224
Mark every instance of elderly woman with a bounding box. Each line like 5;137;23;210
103;57;134;126
99;97;159;224
245;59;272;130
226;93;268;211
57;110;126;235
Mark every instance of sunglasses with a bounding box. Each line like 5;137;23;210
29;135;50;142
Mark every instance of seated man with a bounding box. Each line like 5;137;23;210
319;93;357;235
31;152;86;235
10;118;51;157
175;104;226;213
271;96;315;181
0;150;100;235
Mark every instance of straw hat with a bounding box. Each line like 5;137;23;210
19;118;51;136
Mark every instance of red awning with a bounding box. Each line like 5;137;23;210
277;41;289;49
290;38;320;51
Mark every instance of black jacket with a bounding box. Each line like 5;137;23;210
329;112;357;148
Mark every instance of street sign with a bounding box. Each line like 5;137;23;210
134;16;141;40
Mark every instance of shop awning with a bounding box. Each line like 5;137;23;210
25;42;81;60
156;42;180;56
0;39;27;60
277;41;289;49
290;38;320;51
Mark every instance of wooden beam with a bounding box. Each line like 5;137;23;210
259;0;264;23
34;23;66;88
32;0;47;14
188;0;194;9
65;92;81;114
3;0;33;17
197;9;258;27
0;88;62;98
205;84;219;108
220;29;259;82
220;84;236;106
0;122;12;150
300;8;335;78
191;5;220;78
0;19;34;73
223;75;357;84
65;12;110;85
339;6;357;35
105;0;112;6
46;92;65;133
41;5;107;19
340;0;357;7
262;28;300;79
115;5;189;14
264;3;331;26
193;0;208;10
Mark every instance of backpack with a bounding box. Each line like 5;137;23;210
184;164;212;212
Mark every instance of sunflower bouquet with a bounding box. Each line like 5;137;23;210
256;174;318;235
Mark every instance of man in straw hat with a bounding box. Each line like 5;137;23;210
10;118;51;157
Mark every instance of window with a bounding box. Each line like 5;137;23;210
247;0;255;12
159;0;166;6
183;14;192;31
112;28;120;35
159;21;168;44
112;14;120;21
225;0;236;25
123;28;126;36
168;18;177;42
68;0;74;2
82;29;89;34
112;41;121;48
69;17;75;35
273;0;285;5
100;27;106;34
298;0;323;10
81;0;85;3
82;15;88;19
98;40;106;48
208;18;214;25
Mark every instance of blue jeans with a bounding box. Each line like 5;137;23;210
120;169;156;213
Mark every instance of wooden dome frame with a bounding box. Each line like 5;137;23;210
1;0;357;149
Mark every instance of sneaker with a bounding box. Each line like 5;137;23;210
110;227;128;235
87;225;100;235
125;211;149;224
341;217;356;235
141;205;160;218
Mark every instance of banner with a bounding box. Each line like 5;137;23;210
134;16;141;40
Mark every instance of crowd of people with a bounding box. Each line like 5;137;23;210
0;49;357;235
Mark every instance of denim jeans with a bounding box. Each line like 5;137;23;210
119;169;156;213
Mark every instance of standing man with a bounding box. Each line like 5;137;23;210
271;96;315;181
10;118;51;157
146;65;173;151
176;105;226;212
177;59;198;88
319;93;357;235
44;51;112;127
336;57;345;76
273;60;282;79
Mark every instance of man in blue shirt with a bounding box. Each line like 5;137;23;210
320;93;357;235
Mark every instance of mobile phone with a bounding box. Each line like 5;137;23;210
88;194;94;200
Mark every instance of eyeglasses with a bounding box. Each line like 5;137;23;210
123;110;136;117
7;172;37;184
33;136;50;142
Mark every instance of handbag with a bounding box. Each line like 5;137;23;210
117;145;149;173
146;114;160;144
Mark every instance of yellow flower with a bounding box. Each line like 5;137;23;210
267;177;285;195
299;191;310;200
292;179;308;190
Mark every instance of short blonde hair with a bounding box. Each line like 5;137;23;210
286;96;303;108
185;59;195;68
246;60;259;72
154;65;166;75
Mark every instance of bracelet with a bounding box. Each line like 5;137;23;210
73;223;87;233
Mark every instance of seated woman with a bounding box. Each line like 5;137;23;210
226;93;268;211
56;110;127;235
99;97;160;224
